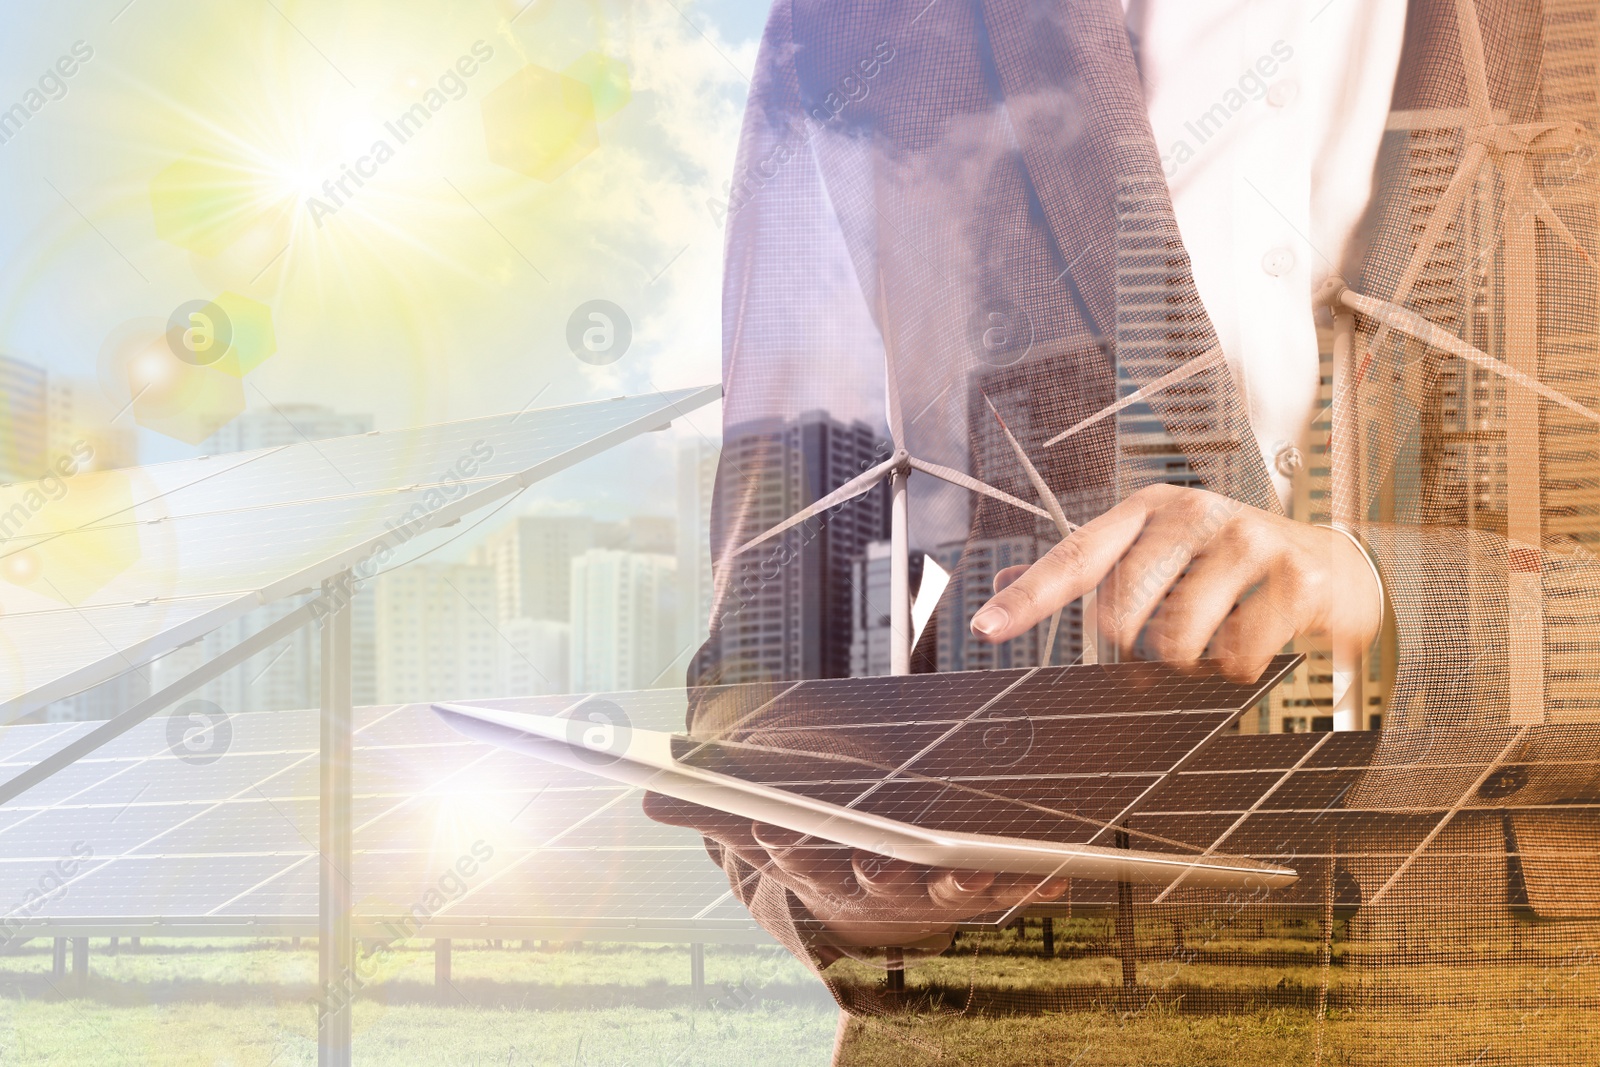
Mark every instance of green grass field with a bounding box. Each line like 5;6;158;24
2;924;1594;1066
0;939;840;1066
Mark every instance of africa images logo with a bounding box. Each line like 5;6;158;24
566;699;632;767
167;699;233;766
566;299;631;365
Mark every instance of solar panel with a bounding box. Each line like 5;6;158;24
0;386;719;716
0;696;753;940
4;660;1595;943
600;657;1304;903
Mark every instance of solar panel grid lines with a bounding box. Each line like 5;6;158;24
418;788;646;925
257;720;729;925
0;448;276;547
668;660;1301;921
1147;730;1336;904
674;731;1228;855
0;387;720;714
613;673;814;923
1060;658;1301;848
199;739;502;921
0;655;1391;938
0;703;747;934
0;596;259;720
1363;724;1538;908
7;391;713;535
0;722;95;765
0;702;322;814
428;684;796;927
676;667;1060;916
206;702;519;917
783;667;1044;823
0;704;413;923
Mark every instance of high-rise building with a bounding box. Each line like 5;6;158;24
708;411;889;684
569;549;678;692
374;563;501;704
957;345;1110;671
47;377;138;472
1113;172;1242;498
502;617;570;696
848;541;929;677
0;355;48;483
598;516;676;555
1265;327;1341;733
146;588;378;715
1527;3;1600;721
932;536;1074;672
199;403;374;455
475;516;597;625
677;437;720;655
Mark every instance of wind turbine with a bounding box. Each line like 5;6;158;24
982;395;1094;665
1322;0;1600;726
727;276;1067;676
1365;0;1594;371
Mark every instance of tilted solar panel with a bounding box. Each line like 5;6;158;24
0;386;718;717
1;659;1595;943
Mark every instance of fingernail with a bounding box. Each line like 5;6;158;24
971;606;1009;637
752;822;803;850
952;870;994;892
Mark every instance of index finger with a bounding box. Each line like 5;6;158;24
970;488;1164;643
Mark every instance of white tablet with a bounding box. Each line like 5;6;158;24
432;700;1297;892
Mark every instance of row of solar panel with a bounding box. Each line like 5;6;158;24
0;695;740;923
9;654;1595;926
0;388;715;709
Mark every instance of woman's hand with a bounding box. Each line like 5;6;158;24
643;793;1066;951
972;484;1383;682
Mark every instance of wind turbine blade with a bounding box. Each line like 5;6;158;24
907;457;1060;526
1340;288;1600;425
1453;0;1494;125
1043;346;1227;448
877;273;906;448
1527;187;1598;269
1365;141;1488;361
911;554;950;652
983;397;1073;539
1041;609;1062;666
729;458;897;557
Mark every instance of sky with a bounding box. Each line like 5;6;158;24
0;0;765;524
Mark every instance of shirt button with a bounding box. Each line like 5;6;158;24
1261;247;1296;277
1267;80;1299;108
1274;444;1304;478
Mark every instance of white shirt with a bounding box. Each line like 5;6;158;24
1126;0;1408;506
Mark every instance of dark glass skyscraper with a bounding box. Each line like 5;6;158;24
703;410;889;684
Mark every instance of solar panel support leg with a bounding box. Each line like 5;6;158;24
435;939;451;995
690;943;705;1001
51;938;65;980
1042;917;1054;957
71;937;88;994
318;574;354;1067
884;947;905;998
1115;829;1137;1003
